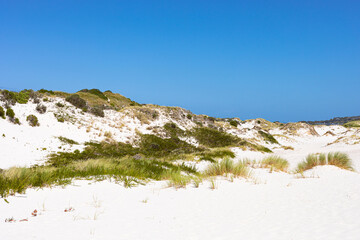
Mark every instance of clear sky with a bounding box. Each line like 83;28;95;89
1;0;359;122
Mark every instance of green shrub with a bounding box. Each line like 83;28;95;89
198;148;235;162
6;108;15;119
56;102;64;108
38;89;55;95
89;106;105;117
79;89;107;100
190;127;240;148
229;120;239;127
163;122;185;137
36;104;47;114
1;90;17;105
186;114;193;120
66;94;87;110
26;114;40;127
15;90;31;104
139;134;198;158
261;156;289;171
0;106;5;119
258;131;279;144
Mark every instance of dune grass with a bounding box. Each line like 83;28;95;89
296;152;352;173
0;157;198;198
327;152;353;170
261;155;289;172
205;158;250;178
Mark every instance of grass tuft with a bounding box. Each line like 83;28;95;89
205;158;250;178
261;155;289;172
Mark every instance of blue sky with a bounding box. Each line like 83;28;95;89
1;0;359;122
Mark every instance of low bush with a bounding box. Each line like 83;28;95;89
1;90;17;105
79;89;107;100
0;106;5;119
198;148;235;162
190;127;240;148
36;104;47;114
66;94;87;110
6;108;15;119
261;155;289;171
26;115;40;127
229;120;239;127
56;102;64;108
38;89;55;95
89;106;105;117
258;130;279;144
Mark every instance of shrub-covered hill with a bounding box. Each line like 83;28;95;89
1;87;358;170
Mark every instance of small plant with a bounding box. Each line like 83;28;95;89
229;120;239;127
167;172;191;189
5;108;15;119
89;106;105;117
296;153;327;173
296;152;352;172
38;89;55;95
0;106;5;119
56;102;65;108
327;152;353;170
36;104;47;114
26;115;40;127
43;97;49;102
261;156;289;172
209;178;217;190
205;158;250;178
66;94;88;110
104;131;112;138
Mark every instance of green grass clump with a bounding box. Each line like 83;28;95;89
296;152;352;172
327;152;353;170
296;153;327;172
258;130;279;144
0;106;5;119
261;155;289;171
205;158;250;178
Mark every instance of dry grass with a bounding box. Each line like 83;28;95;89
261;155;289;172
